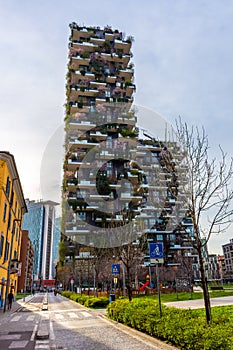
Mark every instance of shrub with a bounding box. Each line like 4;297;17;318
107;300;233;349
84;297;109;308
61;292;109;308
61;291;74;299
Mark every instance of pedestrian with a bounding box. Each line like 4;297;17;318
7;291;14;310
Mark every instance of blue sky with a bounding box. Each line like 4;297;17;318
1;0;233;253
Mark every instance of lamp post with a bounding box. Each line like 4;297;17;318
4;218;21;312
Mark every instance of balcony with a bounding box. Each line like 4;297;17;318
70;56;90;69
73;70;95;80
106;75;117;83
71;29;93;41
137;144;162;151
99;150;115;159
70;87;98;100
90;81;107;88
119;69;134;80
90;37;105;45
66;178;78;189
66;227;90;234
95;97;107;104
69;139;100;150
117;115;137;126
67;159;83;170
72;41;98;52
90;194;110;200
120;193;141;201
78;180;95;188
69;103;90;114
89;131;107;140
114;39;131;54
105;33;114;41
126;85;135;97
69;121;96;131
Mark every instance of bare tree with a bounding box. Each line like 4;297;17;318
176;118;233;323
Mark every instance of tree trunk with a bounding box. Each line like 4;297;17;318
126;266;132;301
197;237;212;323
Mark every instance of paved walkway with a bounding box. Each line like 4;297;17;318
165;295;233;309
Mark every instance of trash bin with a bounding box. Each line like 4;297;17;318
109;294;115;303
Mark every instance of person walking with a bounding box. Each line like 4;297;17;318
7;291;14;310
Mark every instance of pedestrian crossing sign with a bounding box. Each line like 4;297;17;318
112;264;120;274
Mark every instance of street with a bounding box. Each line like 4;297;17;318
0;293;176;350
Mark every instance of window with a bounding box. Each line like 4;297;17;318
16;227;18;242
78;212;86;220
4;240;9;261
10;189;14;206
7;212;11;231
3;202;7;222
6;176;11;197
0;234;4;257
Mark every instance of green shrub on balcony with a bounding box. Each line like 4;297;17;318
120;128;138;138
81;51;90;59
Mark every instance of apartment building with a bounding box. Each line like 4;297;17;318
0;151;27;303
222;239;233;281
62;22;195;281
17;230;34;292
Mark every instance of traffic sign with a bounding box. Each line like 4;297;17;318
149;243;164;263
112;264;120;274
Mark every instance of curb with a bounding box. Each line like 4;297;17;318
36;318;50;340
41;293;49;311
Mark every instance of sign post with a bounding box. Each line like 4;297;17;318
149;243;164;317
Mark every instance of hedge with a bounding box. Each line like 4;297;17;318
107;300;233;350
61;292;109;308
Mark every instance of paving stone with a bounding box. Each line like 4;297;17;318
9;340;29;348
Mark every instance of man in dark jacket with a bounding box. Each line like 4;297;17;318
7;291;14;310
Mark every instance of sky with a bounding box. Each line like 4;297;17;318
0;0;233;254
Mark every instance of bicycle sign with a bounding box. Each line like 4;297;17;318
149;243;164;263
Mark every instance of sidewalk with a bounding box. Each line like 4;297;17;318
165;295;233;309
0;294;34;321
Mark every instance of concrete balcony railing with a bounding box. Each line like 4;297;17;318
114;39;131;54
69;139;100;150
70;56;90;69
69;121;96;131
72;41;98;52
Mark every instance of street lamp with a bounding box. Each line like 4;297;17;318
3;218;21;312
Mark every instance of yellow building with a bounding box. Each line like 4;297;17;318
0;151;27;308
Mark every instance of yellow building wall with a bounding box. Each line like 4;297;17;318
0;155;26;308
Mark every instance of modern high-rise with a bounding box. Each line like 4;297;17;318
62;22;196;276
23;199;58;281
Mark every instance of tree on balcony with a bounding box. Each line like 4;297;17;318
96;170;111;196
